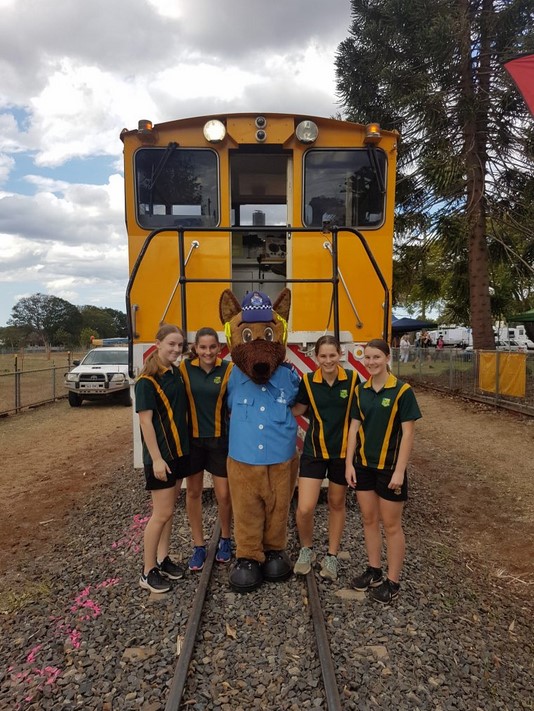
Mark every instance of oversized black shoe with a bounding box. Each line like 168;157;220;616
262;550;293;582
229;558;264;593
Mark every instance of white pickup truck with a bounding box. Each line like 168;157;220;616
64;346;132;407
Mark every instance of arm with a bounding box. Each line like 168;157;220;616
291;403;308;417
138;410;171;481
345;418;361;488
388;419;416;490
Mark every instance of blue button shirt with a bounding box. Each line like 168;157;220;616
227;364;300;465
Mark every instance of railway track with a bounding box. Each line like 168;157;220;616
164;515;343;711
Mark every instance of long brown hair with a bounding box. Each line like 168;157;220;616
139;324;186;378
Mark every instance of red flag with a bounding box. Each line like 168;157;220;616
504;53;534;117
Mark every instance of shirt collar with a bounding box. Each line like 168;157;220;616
364;372;397;390
191;357;223;369
312;365;347;383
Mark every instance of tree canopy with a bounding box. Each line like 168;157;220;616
336;0;534;345
4;294;127;348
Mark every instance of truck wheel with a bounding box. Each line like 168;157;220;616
68;392;83;407
118;389;132;407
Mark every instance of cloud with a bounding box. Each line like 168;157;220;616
0;0;352;325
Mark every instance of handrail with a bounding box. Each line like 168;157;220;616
125;225;390;377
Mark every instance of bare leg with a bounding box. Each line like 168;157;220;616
326;482;347;556
212;475;232;539
144;482;181;575
295;478;322;548
186;471;205;546
379;498;405;583
355;490;382;568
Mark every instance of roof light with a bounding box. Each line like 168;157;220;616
296;120;319;144
203;119;226;143
256;129;267;142
364;123;381;144
255;116;267;129
137;119;153;135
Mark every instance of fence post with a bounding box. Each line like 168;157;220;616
14;355;21;413
52;364;56;401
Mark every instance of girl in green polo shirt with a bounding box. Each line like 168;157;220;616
179;327;233;571
135;324;190;594
292;335;359;581
345;338;421;604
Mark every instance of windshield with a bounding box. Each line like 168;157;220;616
303;148;386;228
135;147;218;228
82;350;128;366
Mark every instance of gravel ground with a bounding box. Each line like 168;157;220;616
0;468;533;711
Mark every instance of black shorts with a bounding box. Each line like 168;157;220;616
189;437;228;478
354;464;408;502
299;455;347;487
144;455;191;491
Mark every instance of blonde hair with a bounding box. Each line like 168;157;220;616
139;324;186;378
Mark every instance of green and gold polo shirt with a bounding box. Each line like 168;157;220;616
179;357;233;438
297;366;359;459
135;365;189;466
350;373;421;470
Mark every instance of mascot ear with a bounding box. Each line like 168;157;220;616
273;288;291;322
219;289;242;325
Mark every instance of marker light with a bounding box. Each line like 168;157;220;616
296;120;319;144
138;119;153;134
203;119;226;143
364;123;381;144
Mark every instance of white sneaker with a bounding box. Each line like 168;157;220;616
319;554;338;581
294;547;315;575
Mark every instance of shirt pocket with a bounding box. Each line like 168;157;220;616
234;396;254;422
272;402;288;423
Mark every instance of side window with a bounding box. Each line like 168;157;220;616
135;148;219;228
303;149;386;229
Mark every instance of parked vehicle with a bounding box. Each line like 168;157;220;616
64;347;132;407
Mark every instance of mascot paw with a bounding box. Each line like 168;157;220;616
262;550;293;582
229;558;264;593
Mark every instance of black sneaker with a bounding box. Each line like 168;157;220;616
369;578;400;604
157;556;185;580
139;567;171;593
351;566;383;591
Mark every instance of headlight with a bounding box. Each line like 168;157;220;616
110;374;126;383
203;119;226;143
66;373;80;382
296;120;318;144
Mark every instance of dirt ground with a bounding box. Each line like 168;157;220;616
1;390;533;585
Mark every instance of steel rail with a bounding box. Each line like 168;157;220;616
164;520;221;711
305;569;343;711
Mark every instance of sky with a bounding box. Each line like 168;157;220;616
0;0;353;327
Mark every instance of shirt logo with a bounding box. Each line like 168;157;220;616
381;398;391;407
213;376;222;384
339;389;348;399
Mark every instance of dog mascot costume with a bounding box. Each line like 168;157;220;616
220;288;299;592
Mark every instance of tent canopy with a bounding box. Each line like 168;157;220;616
508;308;534;323
504;53;534;117
391;316;437;333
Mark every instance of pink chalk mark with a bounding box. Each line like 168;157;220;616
26;645;43;664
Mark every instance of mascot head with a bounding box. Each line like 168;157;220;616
219;288;290;384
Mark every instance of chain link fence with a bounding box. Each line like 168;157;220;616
392;347;534;415
0;352;86;416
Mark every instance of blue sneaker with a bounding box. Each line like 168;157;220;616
188;545;207;571
216;537;232;564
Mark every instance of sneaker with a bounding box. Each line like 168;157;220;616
157;555;185;580
369;578;400;604
139;567;171;593
319;554;338;581
215;537;232;564
351;566;383;591
188;545;207;571
294;547;315;575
